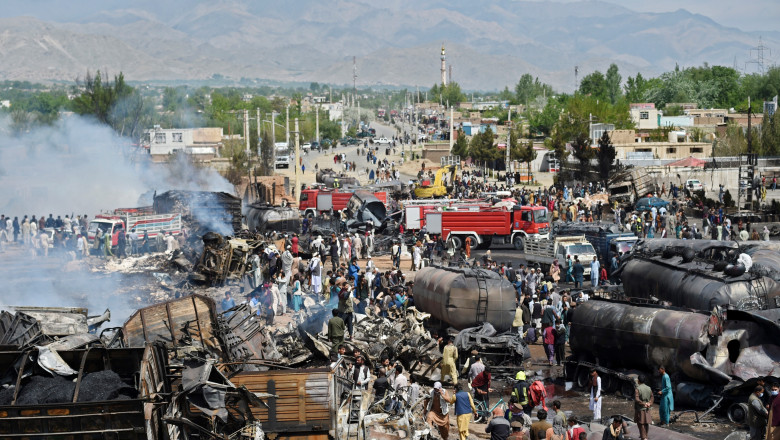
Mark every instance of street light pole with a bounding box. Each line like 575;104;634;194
316;105;320;144
286;105;290;147
294;118;301;203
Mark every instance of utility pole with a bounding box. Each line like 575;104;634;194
506;108;512;175
294;118;301;203
449;105;454;152
575;66;580;92
285;105;290;147
316;105;320;143
341;94;346;137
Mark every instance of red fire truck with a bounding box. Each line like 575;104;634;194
299;188;387;218
402;199;491;231
424;205;550;250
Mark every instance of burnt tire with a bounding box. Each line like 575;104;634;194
620;380;636;399
451;236;463;250
727;402;748;424
603;374;619;393
576;368;590;389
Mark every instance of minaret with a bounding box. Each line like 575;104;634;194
441;44;447;86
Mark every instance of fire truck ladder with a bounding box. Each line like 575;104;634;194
474;269;489;324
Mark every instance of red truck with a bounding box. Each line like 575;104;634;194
299;188;387;218
403;200;491;231
424;205;550;250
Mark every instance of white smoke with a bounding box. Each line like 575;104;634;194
0;113;235;323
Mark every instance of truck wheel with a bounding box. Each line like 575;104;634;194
727;402;748;424
467;236;479;251
477;238;492;250
772;225;779;236
620;380;636;399
512;235;524;251
451;236;463;249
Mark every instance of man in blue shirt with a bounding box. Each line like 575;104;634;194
453;381;478;440
590;257;600;288
221;292;236;317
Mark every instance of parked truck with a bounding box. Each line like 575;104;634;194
402;199;490;231
425;205;550;250
87;211;182;252
554;222;638;262
299;188;387;218
523;234;598;276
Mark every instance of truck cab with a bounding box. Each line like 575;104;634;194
87;217;124;246
513;205;550;237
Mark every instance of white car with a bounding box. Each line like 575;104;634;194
685;179;703;192
274;155;290;169
375;137;391;145
301;143;311;150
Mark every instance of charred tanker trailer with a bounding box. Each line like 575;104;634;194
244;203;301;235
567;299;780;420
617;239;780;311
412;266;516;332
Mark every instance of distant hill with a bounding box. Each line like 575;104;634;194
0;0;775;91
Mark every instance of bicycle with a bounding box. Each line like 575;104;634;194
474;396;507;424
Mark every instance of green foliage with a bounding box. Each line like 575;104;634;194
452;129;469;158
429;82;466;106
760;110;780;156
596;131;616;184
528;96;565;136
605;64;622;105
469;127;499;162
624;72;650;103
514;74;553;105
714;121;748;156
579;71;608;101
71;70;147;138
571;130;594;181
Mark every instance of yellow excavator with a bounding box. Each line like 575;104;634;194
414;164;459;198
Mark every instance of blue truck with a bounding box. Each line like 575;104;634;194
552;222;637;262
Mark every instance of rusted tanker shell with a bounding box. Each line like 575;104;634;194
412;266;516;332
245;204;302;234
569;301;711;381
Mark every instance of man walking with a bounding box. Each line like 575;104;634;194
453;380;478;440
634;375;653;440
589;369;602;422
441;338;459;384
590;256;600;288
327;309;346;349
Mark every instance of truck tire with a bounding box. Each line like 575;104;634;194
512;235;524;251
467;236;479;251
451;236;463;250
727;402;748;424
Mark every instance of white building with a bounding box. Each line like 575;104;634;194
141;126;223;161
630;106;660;130
320;102;344;121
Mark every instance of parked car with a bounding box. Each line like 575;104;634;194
685;179;704;194
301;143;311;151
635;197;669;211
375;137;392;145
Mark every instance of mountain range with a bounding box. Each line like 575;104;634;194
0;0;776;91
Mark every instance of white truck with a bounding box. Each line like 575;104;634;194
88;211;182;253
523;235;598;276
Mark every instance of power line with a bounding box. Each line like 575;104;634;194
746;36;772;74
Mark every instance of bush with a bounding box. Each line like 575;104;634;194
723;190;735;208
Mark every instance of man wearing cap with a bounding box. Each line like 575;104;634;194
309;253;322;296
353;233;362;260
508;419;528;440
337;278;355;339
282;245;294;279
426;381;451;439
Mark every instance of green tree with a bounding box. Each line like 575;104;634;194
515;74;553;106
605;64;622;105
469;127;499;162
520;139;537;178
452;128;469;158
596;131;616;185
624;72;649;103
760;110;780;156
579;71;608;101
71;71;147;137
528;97;564;136
571;129;594;181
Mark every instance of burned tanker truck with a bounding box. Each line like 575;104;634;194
566;238;780;422
615;239;780;311
413;266;530;370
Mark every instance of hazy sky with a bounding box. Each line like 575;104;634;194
1;0;777;33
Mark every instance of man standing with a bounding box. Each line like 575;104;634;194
349;356;371;390
572;257;585;289
485;407;511;440
327;309;346;349
634;374;653;440
309;254;322;296
657;366;674;426
464;236;472;259
589;370;602;422
602;415;626;440
337;279;354;339
590;257;600;288
747;385;768;440
453;381;478;440
329;235;339;272
767;382;780;440
441;338;459;384
529;410;552;440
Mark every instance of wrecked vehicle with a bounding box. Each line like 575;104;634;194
244;202;301;235
413;266;516;332
192;232;261;286
344;191;388;229
607;167;655;207
154;190;243;233
453;323;531;375
566;298;780;423
616;239;780;311
316;168;360;188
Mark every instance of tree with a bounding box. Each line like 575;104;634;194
596;131;616;184
605;64;622;105
521;139;537;178
570;129;594;181
579;71;608;101
760;110;780;156
469;127;499;163
452;129;469;158
71;70;146;138
515;74;553;106
624;72;648;103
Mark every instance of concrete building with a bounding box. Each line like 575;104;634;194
141;126;223;161
765;96;778;117
608;129;709;160
590;123;615;143
320;102;344;121
660;115;694;128
629;104;661;130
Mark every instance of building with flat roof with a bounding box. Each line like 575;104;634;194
141;126;223;161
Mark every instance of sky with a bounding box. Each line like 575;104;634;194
0;0;777;33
